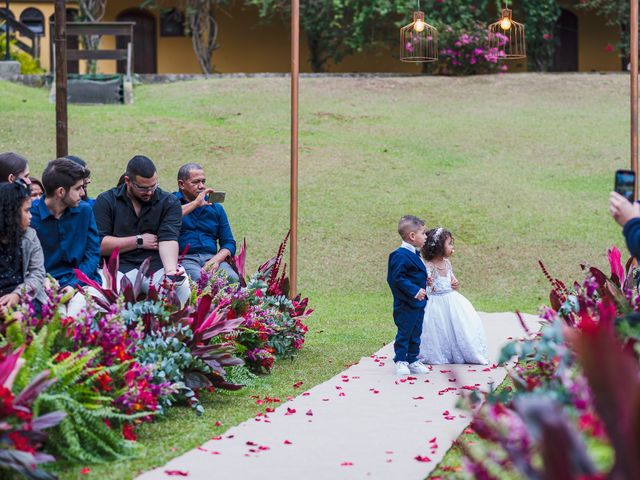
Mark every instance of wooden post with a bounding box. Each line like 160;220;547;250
290;0;299;298
632;0;638;197
54;0;68;158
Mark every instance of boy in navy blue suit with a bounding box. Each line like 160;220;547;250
387;215;430;375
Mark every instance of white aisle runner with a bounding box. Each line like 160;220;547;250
137;312;540;480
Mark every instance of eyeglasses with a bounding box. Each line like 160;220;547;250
129;179;159;193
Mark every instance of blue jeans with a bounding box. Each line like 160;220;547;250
182;252;239;282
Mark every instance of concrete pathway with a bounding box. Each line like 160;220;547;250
137;312;540;480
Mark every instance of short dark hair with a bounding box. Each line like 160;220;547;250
398;215;425;240
0;152;28;182
29;176;44;194
421;227;454;261
42;158;90;197
126;155;156;180
65;155;87;168
177;163;203;182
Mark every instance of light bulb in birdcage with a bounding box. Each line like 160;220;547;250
488;6;526;60
400;10;438;62
500;16;512;30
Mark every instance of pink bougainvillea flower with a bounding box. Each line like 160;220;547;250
164;471;189;477
293;381;304;389
415;455;431;462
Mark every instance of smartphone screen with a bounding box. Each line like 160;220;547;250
615;170;636;202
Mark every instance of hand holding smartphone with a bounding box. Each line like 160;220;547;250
615;169;636;203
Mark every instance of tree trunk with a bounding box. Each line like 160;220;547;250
188;0;219;74
307;33;325;72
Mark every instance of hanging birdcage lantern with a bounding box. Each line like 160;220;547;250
400;9;438;63
488;5;526;60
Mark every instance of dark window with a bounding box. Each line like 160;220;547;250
160;9;184;37
20;8;44;36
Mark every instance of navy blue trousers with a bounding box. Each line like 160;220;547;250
393;308;424;363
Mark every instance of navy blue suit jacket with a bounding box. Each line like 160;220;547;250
387;247;429;312
624;217;640;259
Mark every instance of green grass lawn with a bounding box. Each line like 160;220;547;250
0;73;629;479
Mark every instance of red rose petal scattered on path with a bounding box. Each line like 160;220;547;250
322;398;330;401
306;409;314;416
352;376;360;379
448;378;457;382
386;459;393;463
293;381;304;388
340;462;353;466
412;396;425;400
80;468;91;475
440;370;451;373
335;386;343;390
211;436;222;440
211;451;220;455
468;369;477;372
342;378;349;382
482;368;491;372
369;388;380;394
338;392;346;397
442;410;450;415
197;447;208;452
444;416;456;420
464;429;474;435
429;437;437;443
286;407;297;415
424;379;430;383
165;471;189;477
246;441;257;446
302;392;310;396
258;445;270;451
385;450;394;454
284;440;293;445
214;421;222;427
407;376;417;380
226;435;234;439
415;455;431;462
461;385;477;390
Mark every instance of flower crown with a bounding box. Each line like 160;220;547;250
428;227;444;246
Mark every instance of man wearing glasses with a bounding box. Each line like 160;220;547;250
92;155;189;303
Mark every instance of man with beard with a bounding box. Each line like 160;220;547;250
30;158;100;288
92;155;189;303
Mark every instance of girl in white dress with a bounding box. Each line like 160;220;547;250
418;227;489;365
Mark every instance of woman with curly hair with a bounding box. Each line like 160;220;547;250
0;180;46;314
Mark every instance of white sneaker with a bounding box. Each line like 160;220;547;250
395;361;410;375
408;360;429;374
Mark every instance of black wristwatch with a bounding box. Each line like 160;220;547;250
136;234;143;249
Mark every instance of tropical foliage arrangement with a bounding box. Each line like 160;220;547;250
0;233;312;478
455;246;639;479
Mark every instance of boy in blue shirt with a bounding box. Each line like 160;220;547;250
387;215;430;375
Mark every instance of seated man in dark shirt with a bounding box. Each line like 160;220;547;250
175;163;238;282
30;158;100;289
93;155;189;303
